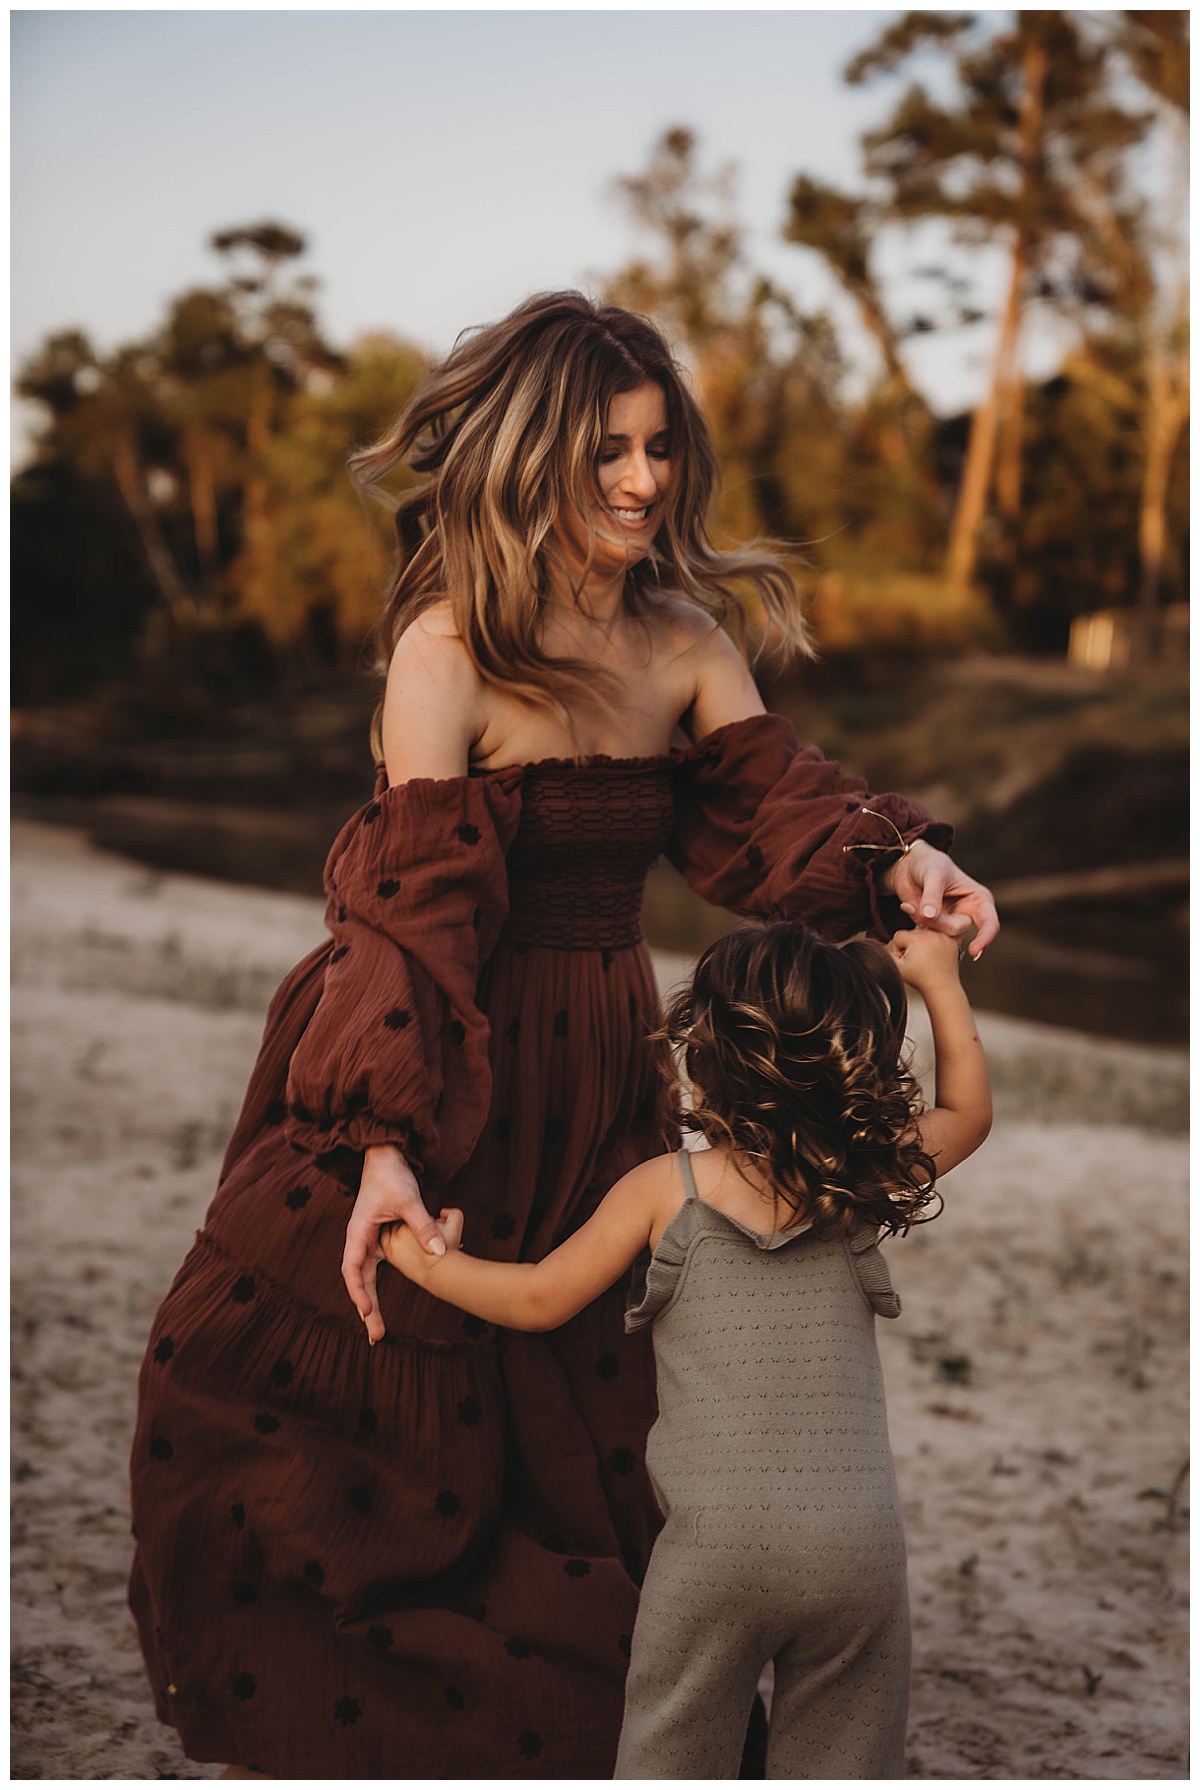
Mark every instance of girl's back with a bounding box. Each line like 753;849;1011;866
628;1149;903;1539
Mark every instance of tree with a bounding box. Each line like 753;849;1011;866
605;128;862;557
846;12;1152;589
13;223;428;702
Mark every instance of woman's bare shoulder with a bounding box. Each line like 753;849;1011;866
647;596;763;735
382;603;483;780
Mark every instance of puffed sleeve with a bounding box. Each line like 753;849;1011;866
669;714;953;941
283;768;524;1187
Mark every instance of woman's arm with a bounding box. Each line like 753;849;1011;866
889;929;992;1173
341;611;493;1336
683;615;999;957
381;1156;674;1332
380;608;483;783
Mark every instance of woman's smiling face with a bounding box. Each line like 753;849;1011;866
563;382;672;577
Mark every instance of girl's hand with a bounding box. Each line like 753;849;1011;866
885;841;998;960
888;926;962;993
342;1145;446;1345
381;1208;464;1281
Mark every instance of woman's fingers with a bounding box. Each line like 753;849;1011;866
358;1251;385;1346
962;886;1000;955
911;855;952;922
894;846;1000;961
394;1180;446;1256
341;1217;378;1324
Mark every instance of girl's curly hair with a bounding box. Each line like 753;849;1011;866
661;922;940;1237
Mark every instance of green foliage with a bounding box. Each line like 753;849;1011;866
13;223;429;701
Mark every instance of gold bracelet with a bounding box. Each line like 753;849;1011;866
841;807;913;858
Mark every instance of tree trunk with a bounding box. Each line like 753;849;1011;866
994;366;1028;523
1136;341;1188;618
237;372;280;634
945;247;1024;587
945;30;1048;587
183;423;220;599
110;432;196;623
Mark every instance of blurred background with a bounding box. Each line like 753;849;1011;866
12;9;1188;1044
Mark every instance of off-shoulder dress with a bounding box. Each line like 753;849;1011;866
128;712;949;1779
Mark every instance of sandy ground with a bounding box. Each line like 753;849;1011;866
11;821;1189;1781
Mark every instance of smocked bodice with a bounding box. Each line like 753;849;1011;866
501;760;676;951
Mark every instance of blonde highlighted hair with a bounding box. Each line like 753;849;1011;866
349;291;810;741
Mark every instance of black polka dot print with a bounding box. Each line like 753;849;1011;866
434;1490;460;1518
358;1405;378;1435
303;1560;325;1588
270;1359;294;1388
504;1637;531;1660
153;1336;175;1364
348;1485;370;1514
456;823;481;845
444;1684;465;1710
264;1099;286;1126
383;1007;411;1030
231;1580;257;1604
456;1396;482;1427
284;1184;311;1211
490;1213;516;1241
230;1502;245;1529
564;1558;590;1578
149;1435;173;1462
595;1353;619;1380
253;1413;280;1436
607;1447;635;1475
330;945;350;964
231;1276;256;1304
448;1019;466;1046
461;1314;487;1338
232;1672;256;1700
333;1695;362;1726
368;1624;392;1652
552;1008;568;1038
518;1730;543;1760
376;879;400;900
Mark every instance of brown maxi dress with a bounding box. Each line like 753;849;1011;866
128;712;950;1779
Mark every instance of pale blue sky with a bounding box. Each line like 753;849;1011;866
13;8;1039;451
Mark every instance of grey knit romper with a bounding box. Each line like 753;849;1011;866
615;1151;909;1780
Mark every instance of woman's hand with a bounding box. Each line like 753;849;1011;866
342;1145;446;1345
885;841;999;960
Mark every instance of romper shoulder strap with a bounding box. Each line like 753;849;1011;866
678;1148;699;1201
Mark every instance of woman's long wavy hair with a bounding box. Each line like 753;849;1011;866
661;923;940;1237
350;291;810;748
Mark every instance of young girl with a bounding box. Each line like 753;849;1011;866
383;919;991;1780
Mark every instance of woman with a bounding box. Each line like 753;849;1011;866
129;292;996;1780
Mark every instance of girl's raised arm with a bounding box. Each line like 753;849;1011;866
889;929;992;1174
381;1155;675;1333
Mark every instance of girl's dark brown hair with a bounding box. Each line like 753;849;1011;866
662;922;939;1237
350;290;810;752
